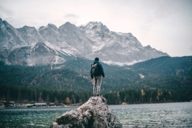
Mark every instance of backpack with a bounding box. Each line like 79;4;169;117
91;63;99;77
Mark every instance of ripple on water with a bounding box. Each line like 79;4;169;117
0;102;192;128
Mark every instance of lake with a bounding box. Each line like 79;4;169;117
0;102;192;128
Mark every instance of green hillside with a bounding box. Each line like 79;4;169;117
0;56;191;104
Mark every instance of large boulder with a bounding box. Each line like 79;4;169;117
52;96;122;128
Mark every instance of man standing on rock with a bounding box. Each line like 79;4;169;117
90;57;105;96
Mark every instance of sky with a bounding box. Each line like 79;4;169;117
0;0;192;56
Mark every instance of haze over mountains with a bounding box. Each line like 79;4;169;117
0;18;167;66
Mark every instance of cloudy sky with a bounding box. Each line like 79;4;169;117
0;0;192;56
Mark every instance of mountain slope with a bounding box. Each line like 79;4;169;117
0;19;27;62
17;26;43;45
0;56;191;90
80;22;167;65
7;42;66;65
0;56;191;103
131;56;192;88
0;18;167;66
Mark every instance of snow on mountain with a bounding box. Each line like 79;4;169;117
0;18;168;66
0;19;27;49
39;22;93;56
58;22;93;56
39;24;61;43
18;26;43;46
80;22;109;52
0;18;27;61
80;22;167;64
7;42;65;66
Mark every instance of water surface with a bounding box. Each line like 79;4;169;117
111;102;192;128
0;102;191;128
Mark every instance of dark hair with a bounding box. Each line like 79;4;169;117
95;57;99;61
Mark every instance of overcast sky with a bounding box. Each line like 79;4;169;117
0;0;192;56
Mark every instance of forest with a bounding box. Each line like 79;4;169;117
0;85;191;105
0;56;191;105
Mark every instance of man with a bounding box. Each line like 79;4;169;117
90;57;105;96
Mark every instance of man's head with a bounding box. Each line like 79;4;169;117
94;57;99;62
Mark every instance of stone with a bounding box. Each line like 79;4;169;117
52;96;122;128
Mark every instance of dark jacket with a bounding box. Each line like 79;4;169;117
90;61;105;78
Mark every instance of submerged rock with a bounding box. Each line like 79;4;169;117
52;96;122;128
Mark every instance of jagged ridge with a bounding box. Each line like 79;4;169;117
0;18;168;66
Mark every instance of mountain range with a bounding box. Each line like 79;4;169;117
0;18;167;66
0;18;191;103
0;56;191;91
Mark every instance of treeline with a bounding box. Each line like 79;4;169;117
0;86;91;105
104;87;192;104
0;85;191;105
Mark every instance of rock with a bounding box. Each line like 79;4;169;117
52;96;122;128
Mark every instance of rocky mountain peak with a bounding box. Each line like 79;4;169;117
47;24;58;30
145;45;152;49
39;23;58;31
0;19;27;51
0;18;3;26
33;42;50;52
0;18;168;66
59;22;77;31
17;25;43;45
17;26;38;36
0;19;14;30
38;24;60;43
20;25;36;30
81;21;110;34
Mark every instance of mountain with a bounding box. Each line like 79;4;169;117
0;56;191;103
80;22;167;65
7;42;67;65
0;18;167;66
0;19;26;62
0;56;191;90
131;56;192;88
1;18;191;104
17;26;43;45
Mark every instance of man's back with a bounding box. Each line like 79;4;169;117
90;57;105;96
91;62;104;78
